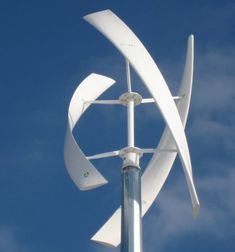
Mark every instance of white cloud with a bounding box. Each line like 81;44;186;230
0;226;27;252
137;45;235;251
192;47;235;114
143;166;235;252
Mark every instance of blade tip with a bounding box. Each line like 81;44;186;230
192;203;200;218
188;34;194;43
91;237;118;248
83;9;112;21
79;181;108;191
90;72;116;84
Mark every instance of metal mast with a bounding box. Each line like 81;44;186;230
120;60;143;252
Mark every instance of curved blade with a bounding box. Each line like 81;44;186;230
84;8;193;189
141;35;199;218
91;208;121;247
91;35;199;247
64;73;115;190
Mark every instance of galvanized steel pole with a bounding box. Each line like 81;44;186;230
121;59;143;252
121;165;143;252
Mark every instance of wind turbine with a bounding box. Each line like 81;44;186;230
64;9;199;252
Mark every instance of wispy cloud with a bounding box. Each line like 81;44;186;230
188;46;235;161
140;42;235;251
0;226;27;252
143;166;235;252
192;47;235;114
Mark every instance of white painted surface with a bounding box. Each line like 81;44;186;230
84;9;193;190
64;73;115;190
85;12;200;245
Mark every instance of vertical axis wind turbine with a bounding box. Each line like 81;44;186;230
64;9;200;252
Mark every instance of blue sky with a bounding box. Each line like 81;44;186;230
0;0;235;252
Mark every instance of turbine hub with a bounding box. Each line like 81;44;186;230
119;92;142;106
119;146;143;167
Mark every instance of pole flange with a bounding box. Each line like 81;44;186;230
119;92;142;106
119;147;142;168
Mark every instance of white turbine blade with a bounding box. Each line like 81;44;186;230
64;73;115;191
91;35;198;247
84;9;192;183
142;35;199;217
91;208;121;247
